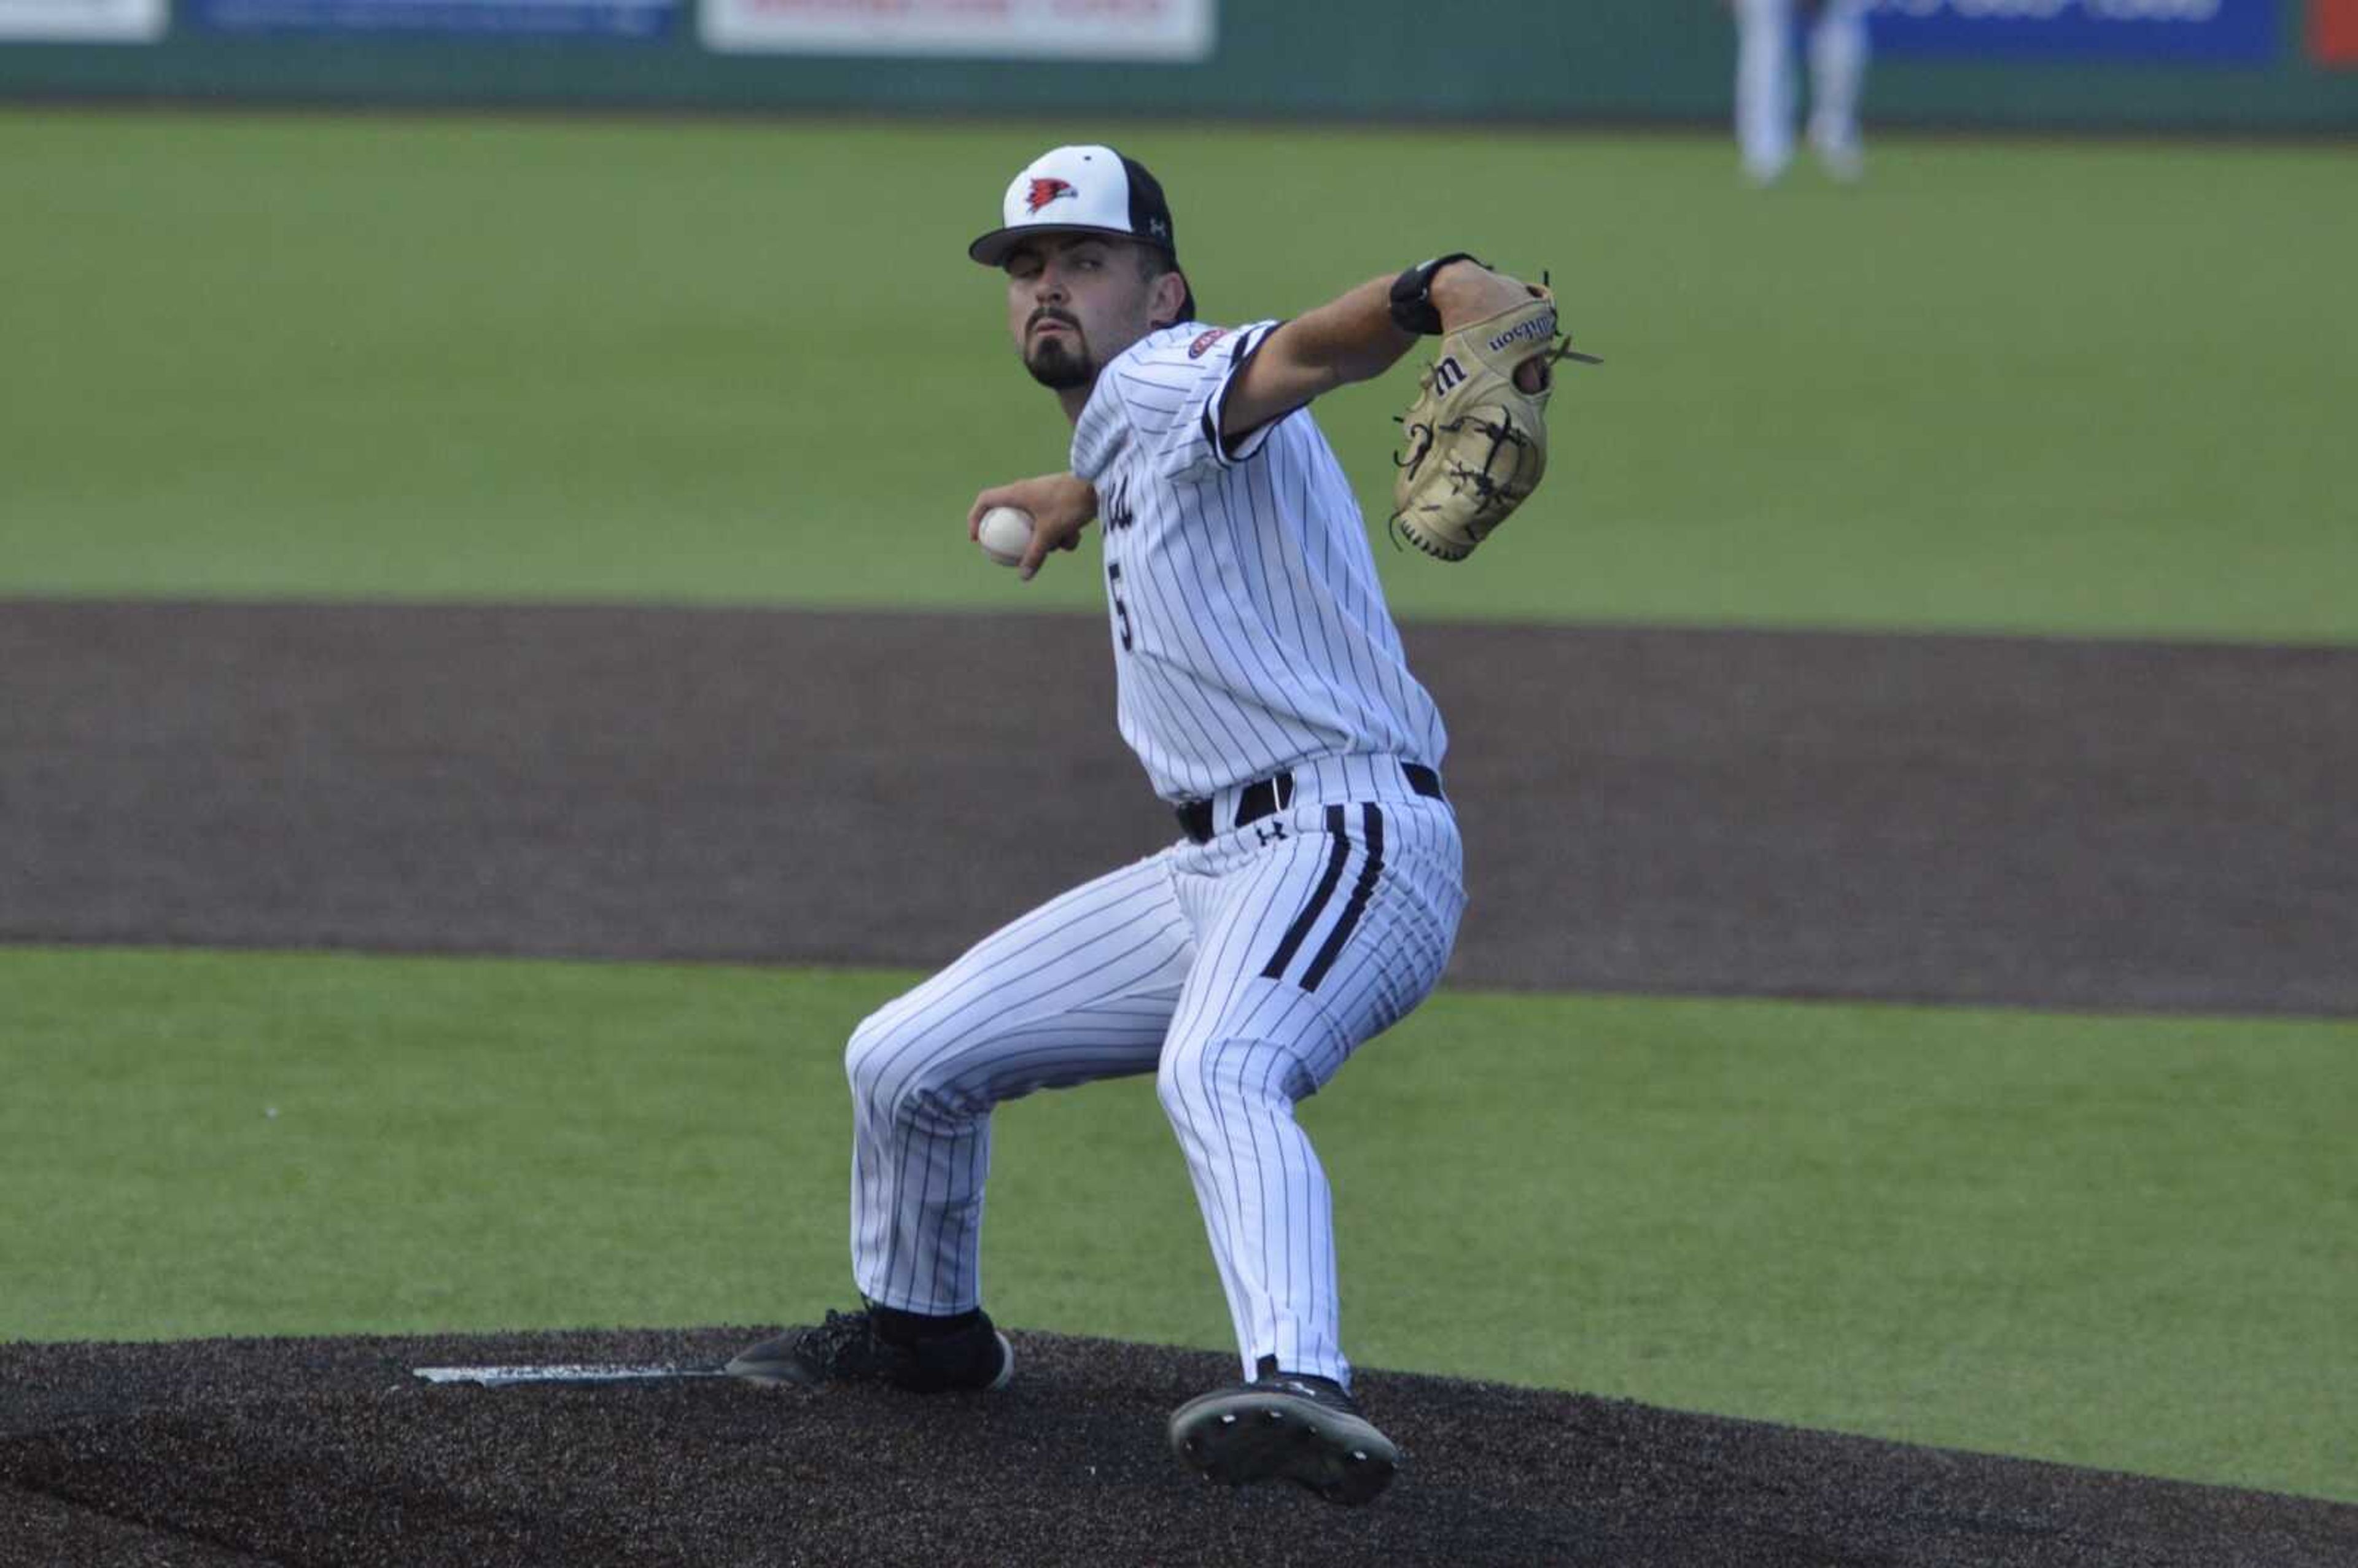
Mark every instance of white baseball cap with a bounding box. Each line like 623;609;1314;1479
968;144;1196;320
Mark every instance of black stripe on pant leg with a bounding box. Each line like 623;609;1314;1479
1261;805;1352;982
1298;804;1385;993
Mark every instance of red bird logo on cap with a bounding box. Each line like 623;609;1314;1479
1025;177;1078;215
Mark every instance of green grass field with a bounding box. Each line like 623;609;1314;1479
2;112;2352;1505
4;112;2354;639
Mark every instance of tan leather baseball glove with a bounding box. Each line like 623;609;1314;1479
1390;290;1598;562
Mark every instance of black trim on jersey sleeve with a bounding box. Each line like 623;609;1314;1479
1199;320;1288;469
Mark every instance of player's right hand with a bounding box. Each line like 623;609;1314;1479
968;472;1099;581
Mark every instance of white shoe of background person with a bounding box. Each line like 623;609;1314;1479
1743;149;1792;188
1810;120;1866;184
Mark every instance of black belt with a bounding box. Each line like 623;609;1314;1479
1177;763;1442;845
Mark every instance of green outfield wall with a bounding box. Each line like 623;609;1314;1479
3;2;2354;131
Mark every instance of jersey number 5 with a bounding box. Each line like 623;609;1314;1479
1108;561;1134;652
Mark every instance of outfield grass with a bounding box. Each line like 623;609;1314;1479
4;111;2353;640
4;947;2350;1503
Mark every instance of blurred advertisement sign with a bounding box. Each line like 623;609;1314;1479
0;0;165;40
702;0;1216;60
192;0;675;36
2314;0;2358;64
1867;0;2277;63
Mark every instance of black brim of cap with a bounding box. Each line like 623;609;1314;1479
968;227;1197;324
969;223;1171;266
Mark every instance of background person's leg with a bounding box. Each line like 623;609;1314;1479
1809;0;1872;180
1735;0;1799;184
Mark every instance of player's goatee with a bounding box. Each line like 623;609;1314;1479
1024;337;1093;390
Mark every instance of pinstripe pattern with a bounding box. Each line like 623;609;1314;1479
1298;805;1383;992
848;855;1191;1314
836;314;1466;1391
1072;321;1448;804
1258;804;1352;982
846;786;1462;1385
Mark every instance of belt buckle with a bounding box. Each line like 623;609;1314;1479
1180;771;1295;845
1235;772;1293;833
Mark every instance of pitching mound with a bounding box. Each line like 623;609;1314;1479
3;1329;2350;1567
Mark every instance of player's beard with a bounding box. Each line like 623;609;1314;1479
1023;316;1094;391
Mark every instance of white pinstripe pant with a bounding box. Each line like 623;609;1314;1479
844;759;1465;1387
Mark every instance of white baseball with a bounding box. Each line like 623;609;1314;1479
976;505;1035;567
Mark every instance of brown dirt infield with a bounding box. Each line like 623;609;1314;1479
3;599;2354;1564
3;600;2352;1014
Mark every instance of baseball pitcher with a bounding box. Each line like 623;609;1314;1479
728;144;1590;1506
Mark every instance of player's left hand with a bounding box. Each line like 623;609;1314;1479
969;473;1099;581
1428;262;1554;392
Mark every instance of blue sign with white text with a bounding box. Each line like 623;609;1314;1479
1866;0;2278;64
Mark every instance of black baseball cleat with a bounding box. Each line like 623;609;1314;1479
1167;1362;1399;1506
726;1307;1013;1394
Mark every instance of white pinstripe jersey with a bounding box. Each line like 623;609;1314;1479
1070;320;1449;804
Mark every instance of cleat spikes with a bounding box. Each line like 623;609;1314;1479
1166;1370;1400;1507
